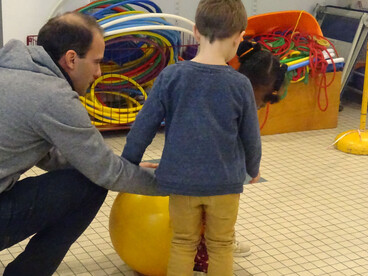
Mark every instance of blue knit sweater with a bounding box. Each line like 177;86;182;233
123;60;261;196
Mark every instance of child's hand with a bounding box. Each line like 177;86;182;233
249;171;260;184
139;162;159;169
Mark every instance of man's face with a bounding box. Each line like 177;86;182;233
71;31;105;96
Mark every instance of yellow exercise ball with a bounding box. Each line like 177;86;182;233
109;193;172;276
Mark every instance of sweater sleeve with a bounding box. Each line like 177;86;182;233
122;73;166;164
239;80;262;178
31;90;165;196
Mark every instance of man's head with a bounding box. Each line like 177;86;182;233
37;12;105;96
195;0;247;44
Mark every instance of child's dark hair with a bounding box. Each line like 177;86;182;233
237;40;287;104
195;0;247;43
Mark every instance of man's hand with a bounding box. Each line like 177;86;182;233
249;171;260;184
139;162;159;169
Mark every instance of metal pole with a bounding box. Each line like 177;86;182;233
359;40;368;130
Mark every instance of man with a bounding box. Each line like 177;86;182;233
0;12;160;276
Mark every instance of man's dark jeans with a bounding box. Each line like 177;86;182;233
0;169;108;276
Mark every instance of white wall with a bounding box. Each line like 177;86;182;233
2;0;90;44
0;0;3;47
1;0;181;44
167;0;342;22
1;0;345;45
249;0;340;16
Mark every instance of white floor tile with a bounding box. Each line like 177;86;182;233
1;102;368;275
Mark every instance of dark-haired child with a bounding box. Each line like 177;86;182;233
237;40;288;108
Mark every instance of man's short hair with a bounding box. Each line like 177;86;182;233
195;0;247;43
37;12;104;62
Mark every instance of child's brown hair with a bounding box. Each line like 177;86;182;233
195;0;247;43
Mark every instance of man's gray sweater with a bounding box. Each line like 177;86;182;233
0;40;160;195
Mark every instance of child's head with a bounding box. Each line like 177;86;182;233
237;41;288;109
195;0;247;44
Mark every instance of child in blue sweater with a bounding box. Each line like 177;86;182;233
193;40;288;273
122;1;260;275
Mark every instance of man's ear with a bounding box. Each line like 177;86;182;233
63;50;78;70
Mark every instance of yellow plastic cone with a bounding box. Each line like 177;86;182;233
334;42;368;154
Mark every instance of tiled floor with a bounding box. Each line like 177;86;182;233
1;100;368;275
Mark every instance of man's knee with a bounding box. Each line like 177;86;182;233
47;169;107;210
66;169;108;205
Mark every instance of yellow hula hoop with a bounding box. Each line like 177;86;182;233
80;96;141;124
90;73;147;100
80;99;141;124
80;97;139;120
80;74;147;125
82;92;142;114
